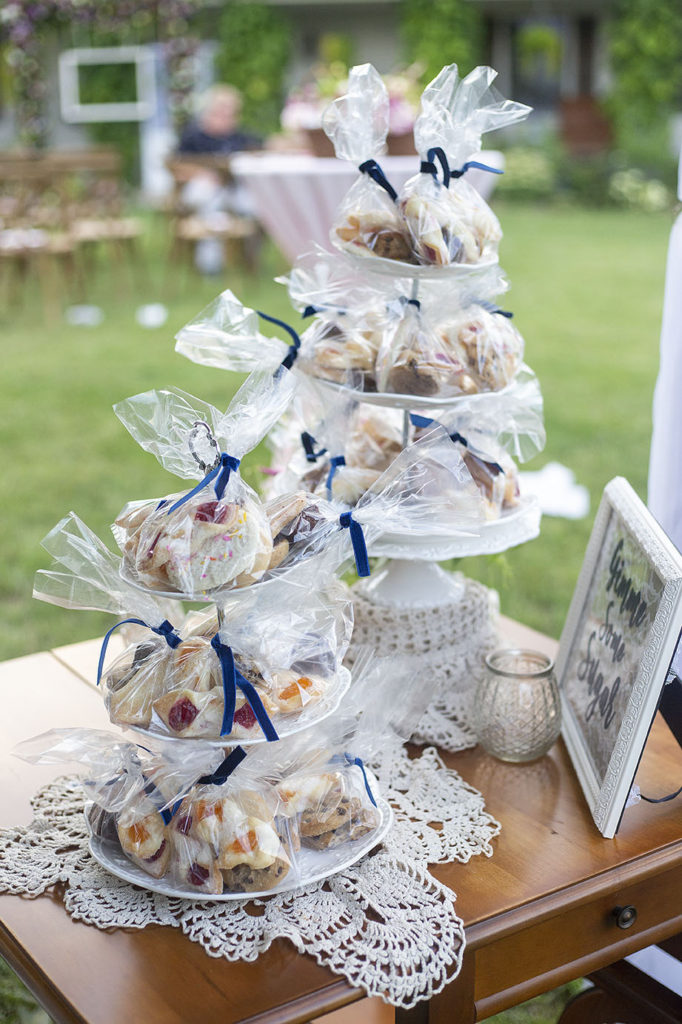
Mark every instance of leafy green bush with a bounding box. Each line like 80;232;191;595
495;147;557;201
214;2;291;134
608;168;672;211
608;0;682;179
400;0;483;82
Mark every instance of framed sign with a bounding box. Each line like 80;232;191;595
58;46;157;124
556;477;682;838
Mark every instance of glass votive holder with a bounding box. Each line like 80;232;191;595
474;649;562;763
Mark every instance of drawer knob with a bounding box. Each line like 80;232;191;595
613;904;637;929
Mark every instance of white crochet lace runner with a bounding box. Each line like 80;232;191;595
0;741;500;1009
347;576;500;753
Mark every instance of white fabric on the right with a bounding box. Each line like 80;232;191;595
647;146;682;554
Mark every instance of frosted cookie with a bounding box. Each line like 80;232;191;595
115;493;273;594
116;803;170;879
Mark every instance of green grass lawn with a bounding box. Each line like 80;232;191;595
0;202;672;660
0;200;673;1024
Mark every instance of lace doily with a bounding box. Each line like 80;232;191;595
346;577;500;752
0;742;500;1009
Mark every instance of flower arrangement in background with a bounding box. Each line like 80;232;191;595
281;60;424;140
0;0;203;149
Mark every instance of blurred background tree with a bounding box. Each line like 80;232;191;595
214;1;291;135
609;0;682;178
400;0;483;82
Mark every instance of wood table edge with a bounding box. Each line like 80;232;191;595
0;918;88;1024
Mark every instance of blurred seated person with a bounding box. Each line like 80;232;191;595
174;84;262;273
178;83;261;157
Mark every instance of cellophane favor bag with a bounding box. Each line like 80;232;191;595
112;370;296;596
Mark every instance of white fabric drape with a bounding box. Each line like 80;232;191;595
648;148;682;554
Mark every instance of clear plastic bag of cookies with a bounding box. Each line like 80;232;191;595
111;370;296;596
33;516;354;743
323;64;413;263
15;730;300;896
267;387;405;507
398;65;531;267
421;366;546;463
261;417;493;576
174;289;295;374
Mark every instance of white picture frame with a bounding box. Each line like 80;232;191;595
556;476;682;838
58;46;157;124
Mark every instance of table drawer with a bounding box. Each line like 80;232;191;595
474;862;682;1014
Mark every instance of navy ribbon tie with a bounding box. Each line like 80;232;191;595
449;159;503;181
421;148;503;186
210;634;279;741
301;431;327;463
409;415;504;474
302;305;318;319
326;454;346;497
142;776;181;825
421;146;451;185
359;159;398;202
478;299;514;319
166;452;241;517
336;753;377;807
198;746;247;786
339;510;370;578
257;310;301;369
97;617;182;686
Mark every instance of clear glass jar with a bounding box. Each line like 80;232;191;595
474;649;562;763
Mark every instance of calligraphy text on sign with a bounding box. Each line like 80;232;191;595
577;539;647;730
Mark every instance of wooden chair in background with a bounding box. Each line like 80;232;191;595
46;148;145;292
164;154;262;279
0;158;78;322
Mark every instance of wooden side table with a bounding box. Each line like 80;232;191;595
0;616;680;1023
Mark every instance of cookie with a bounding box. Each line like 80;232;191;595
117;808;170;878
221;854;290;892
266;537;289;571
370;229;414;262
105;639;166;728
298;794;359;837
301;812;378;850
152;687;224;738
265;491;308;538
386;359;441;397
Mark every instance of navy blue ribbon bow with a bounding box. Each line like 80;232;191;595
359;158;398;202
97;617;182;687
142;745;248;824
420;146;503;186
165;452;241;518
450;159;503;180
478;299;514;319
326;454;346;497
210;634;279;741
198;746;247;786
257;310;301;369
339;510;370;577
141;776;181;825
301;431;327;463
409;414;504;474
332;753;377;807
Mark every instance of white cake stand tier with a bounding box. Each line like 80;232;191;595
313;375;517;412
372;495;540;562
